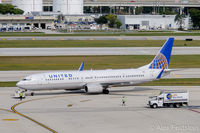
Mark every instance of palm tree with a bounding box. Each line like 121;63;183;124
174;14;185;30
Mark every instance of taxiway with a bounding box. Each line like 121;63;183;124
0;86;200;133
0;47;199;56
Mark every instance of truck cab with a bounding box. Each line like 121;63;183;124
149;95;164;108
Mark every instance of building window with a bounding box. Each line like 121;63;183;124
40;23;46;29
43;6;53;12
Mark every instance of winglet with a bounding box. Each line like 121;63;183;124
79;62;84;71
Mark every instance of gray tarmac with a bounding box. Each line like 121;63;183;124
0;68;199;82
1;36;200;40
1;86;200;133
0;47;200;56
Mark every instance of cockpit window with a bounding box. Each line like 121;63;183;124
22;78;31;81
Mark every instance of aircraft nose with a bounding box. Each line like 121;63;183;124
16;81;22;87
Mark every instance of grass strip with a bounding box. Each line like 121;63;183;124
0;40;199;47
0;32;200;36
1;78;200;87
0;55;199;70
0;82;17;87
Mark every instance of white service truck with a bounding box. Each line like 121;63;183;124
148;90;189;108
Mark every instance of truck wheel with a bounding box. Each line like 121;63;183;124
152;104;157;109
169;104;174;108
175;104;180;108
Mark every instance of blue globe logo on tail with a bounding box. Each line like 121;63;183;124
149;38;174;70
149;53;168;69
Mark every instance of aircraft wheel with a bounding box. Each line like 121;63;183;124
31;92;34;96
169;104;174;108
175;103;180;108
103;89;109;94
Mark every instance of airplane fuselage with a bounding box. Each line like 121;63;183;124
17;69;162;91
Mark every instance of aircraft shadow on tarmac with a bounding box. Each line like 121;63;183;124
33;87;160;96
109;87;160;96
33;90;85;96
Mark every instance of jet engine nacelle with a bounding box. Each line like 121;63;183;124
84;83;103;94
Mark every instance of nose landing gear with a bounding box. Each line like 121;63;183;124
14;89;26;99
13;89;34;98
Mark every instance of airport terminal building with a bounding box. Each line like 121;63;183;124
0;15;55;31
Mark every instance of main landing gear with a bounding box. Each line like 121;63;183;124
103;89;109;94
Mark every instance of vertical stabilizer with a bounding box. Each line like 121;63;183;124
149;38;174;69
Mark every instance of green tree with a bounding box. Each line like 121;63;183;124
0;4;24;14
95;14;122;29
106;14;122;29
115;19;122;29
106;14;116;28
94;15;108;29
189;8;200;29
174;14;185;30
94;15;108;25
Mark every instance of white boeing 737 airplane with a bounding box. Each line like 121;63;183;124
16;38;174;95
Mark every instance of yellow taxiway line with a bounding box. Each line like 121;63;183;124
10;94;78;133
2;119;19;121
10;97;62;133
